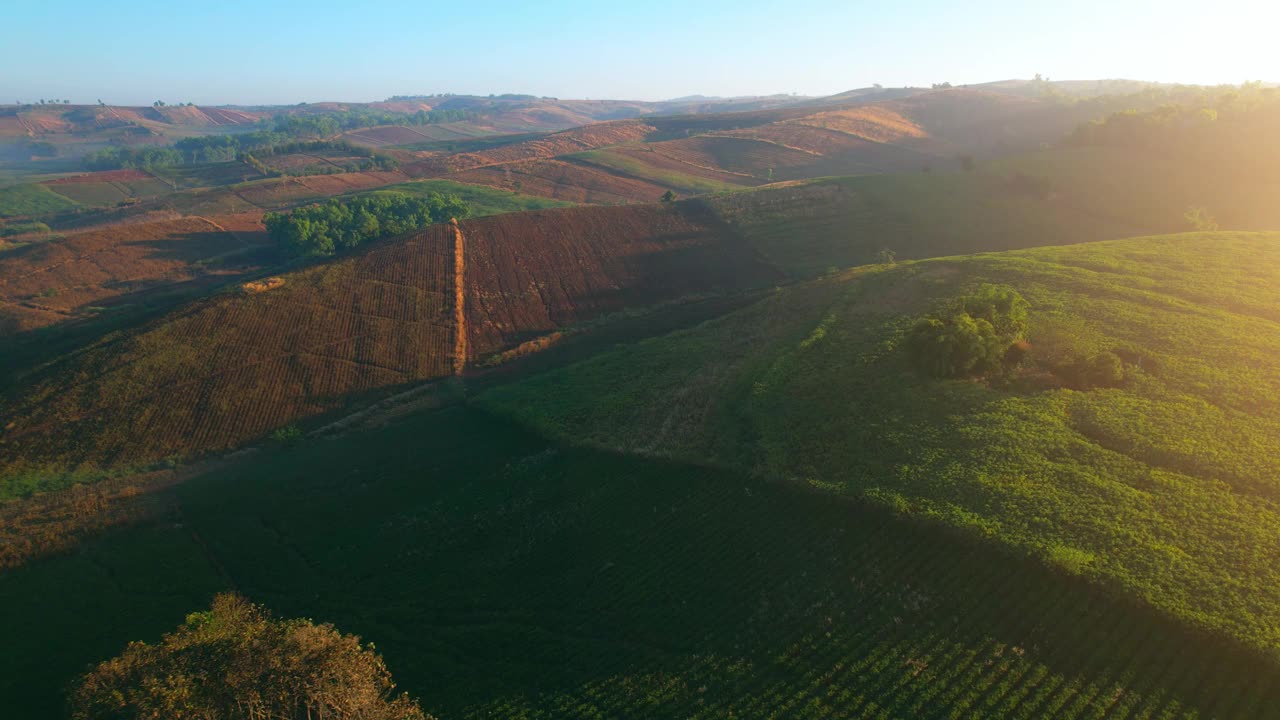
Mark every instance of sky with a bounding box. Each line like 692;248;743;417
2;0;1276;106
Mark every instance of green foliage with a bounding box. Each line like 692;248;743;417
907;285;1027;378
263;192;469;257
0;220;51;237
907;312;1004;378
270;424;303;445
478;232;1280;656
0;183;79;218
1;408;1270;719
83;145;184;171
69;593;428;720
1065;86;1280;162
957;283;1029;338
660;189;677;203
1184;205;1219;231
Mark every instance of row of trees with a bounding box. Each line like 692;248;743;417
1066;83;1279;148
83;145;184;171
80;102;468;170
265;108;479;139
86;135;398;173
264;192;469;257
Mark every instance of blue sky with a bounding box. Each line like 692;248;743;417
2;0;1275;105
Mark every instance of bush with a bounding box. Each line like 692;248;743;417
69;593;429;720
1062;350;1126;389
907;285;1028;378
907;313;1005;378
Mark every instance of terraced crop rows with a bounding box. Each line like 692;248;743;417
0;227;460;474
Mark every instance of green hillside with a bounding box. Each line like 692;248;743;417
479;232;1280;654
2;406;1273;719
704;145;1280;280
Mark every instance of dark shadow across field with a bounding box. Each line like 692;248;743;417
0;406;1274;719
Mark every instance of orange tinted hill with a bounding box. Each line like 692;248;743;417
0;202;778;471
404;120;657;176
0;214;268;335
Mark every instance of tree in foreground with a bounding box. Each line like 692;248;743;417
69;593;429;720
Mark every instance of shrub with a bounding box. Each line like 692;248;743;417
68;593;429;720
907;285;1029;378
1061;350;1127;389
907;313;1004;378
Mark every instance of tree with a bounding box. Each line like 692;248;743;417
907;285;1029;378
660;190;677;203
907;313;1004;378
875;248;897;265
1184;205;1219;231
69;593;429;720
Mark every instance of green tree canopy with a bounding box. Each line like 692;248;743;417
264;192;470;257
907;285;1028;378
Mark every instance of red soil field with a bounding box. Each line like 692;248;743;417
291;171;408;197
0;230;461;468
197;107;260;125
404;120;655;176
0;216;262;333
450;159;671;204
0;202;781;470
788;106;928;144
602;144;768;186
462;202;781;355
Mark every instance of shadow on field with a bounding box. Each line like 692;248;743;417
0;406;1275;718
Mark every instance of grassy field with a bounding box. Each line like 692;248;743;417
479;232;1280;657
1;405;1274;719
569;149;745;194
0;182;80;217
360;178;575;215
391;131;549;153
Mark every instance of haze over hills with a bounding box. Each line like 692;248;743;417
2;67;1280;719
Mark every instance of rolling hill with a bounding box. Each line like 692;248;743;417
8;123;1280;490
0;202;778;489
479;232;1280;657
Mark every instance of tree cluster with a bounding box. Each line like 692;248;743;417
264;192;469;257
907;284;1029;378
69;593;429;720
83;145;184;171
1066;84;1279;149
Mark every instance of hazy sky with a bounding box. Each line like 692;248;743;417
3;0;1275;105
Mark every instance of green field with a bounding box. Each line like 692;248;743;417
480;232;1280;657
391;131;548;153
0;183;80;218
570;149;744;194
360;178;576;215
2;405;1273;719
